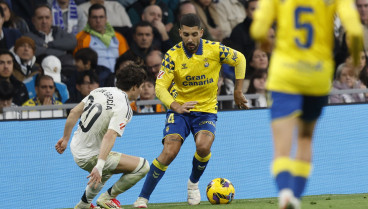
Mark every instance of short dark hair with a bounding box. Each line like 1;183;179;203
76;70;99;85
33;4;52;17
35;74;54;87
133;21;154;34
180;13;201;28
74;48;98;69
0;79;14;100
116;64;147;91
88;3;106;17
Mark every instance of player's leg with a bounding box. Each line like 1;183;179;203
134;135;182;208
74;156;114;208
269;91;303;209
187;112;217;205
291;95;327;200
97;153;150;208
134;111;190;208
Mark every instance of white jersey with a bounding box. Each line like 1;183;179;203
70;87;133;160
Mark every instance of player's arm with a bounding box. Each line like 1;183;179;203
155;54;197;113
55;102;84;154
87;129;118;189
337;0;364;67
250;0;277;52
222;45;248;109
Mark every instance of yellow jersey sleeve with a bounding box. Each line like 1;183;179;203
155;52;176;108
219;44;246;79
337;0;363;66
250;0;277;42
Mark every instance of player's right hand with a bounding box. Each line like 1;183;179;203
55;138;68;154
171;101;198;114
87;167;102;189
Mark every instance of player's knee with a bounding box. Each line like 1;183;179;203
140;158;150;175
196;144;211;156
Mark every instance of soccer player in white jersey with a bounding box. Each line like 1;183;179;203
55;64;150;209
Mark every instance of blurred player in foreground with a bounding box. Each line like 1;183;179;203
55;64;149;209
250;0;363;208
133;13;248;208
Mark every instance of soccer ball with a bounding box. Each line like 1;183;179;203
206;178;235;204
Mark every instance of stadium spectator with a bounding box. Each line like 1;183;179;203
359;64;368;87
24;4;77;57
121;21;154;62
141;5;173;53
168;0;213;44
133;13;248;208
66;70;99;103
329;63;367;104
215;0;246;39
246;48;269;79
24;55;70;103
22;74;62;106
356;0;368;51
0;49;28;105
11;0;48;32
11;36;41;82
104;52;139;87
191;0;223;41
73;47;112;87
77;0;132;32
0;0;29;34
229;0;258;61
51;0;81;35
74;4;130;73
245;69;267;108
0;79;20;119
145;49;162;79
130;78;166;113
250;0;363;208
0;5;21;50
128;0;174;32
55;64;149;209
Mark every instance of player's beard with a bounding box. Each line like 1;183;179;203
185;42;198;53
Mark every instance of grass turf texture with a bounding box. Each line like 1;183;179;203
65;194;367;209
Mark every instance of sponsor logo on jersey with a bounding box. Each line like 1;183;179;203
157;70;165;79
182;74;214;86
182;63;187;69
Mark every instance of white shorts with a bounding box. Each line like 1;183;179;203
75;151;122;176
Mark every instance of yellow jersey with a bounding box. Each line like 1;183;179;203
156;39;246;113
251;0;363;95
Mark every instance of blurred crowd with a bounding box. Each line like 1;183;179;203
0;0;367;120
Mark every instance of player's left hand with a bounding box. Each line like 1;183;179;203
234;90;248;110
87;167;102;189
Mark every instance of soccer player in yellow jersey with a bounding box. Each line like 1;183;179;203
250;0;363;208
133;13;248;208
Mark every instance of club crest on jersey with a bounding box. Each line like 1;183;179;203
157;70;165;79
204;58;209;67
182;63;187;69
